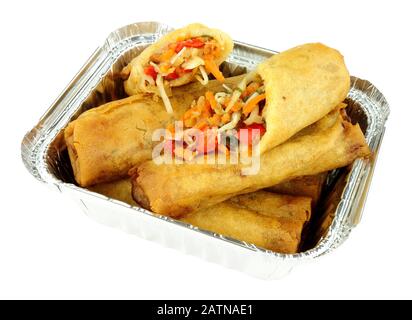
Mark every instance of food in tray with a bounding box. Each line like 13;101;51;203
122;23;233;113
130;108;370;217
65;76;243;187
88;178;136;206
88;179;311;253
266;173;328;207
255;43;350;154
181;191;311;253
139;43;350;159
62;24;371;254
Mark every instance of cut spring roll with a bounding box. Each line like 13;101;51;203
65;76;242;187
181;191;311;253
256;43;350;153
123;23;233;113
162;43;350;158
131;109;370;217
266;173;328;206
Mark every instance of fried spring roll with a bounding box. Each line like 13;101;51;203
266;173;328;206
229;191;311;221
256;43;350;153
65;77;242;187
123;23;233;113
181;191;311;253
131;110;370;217
88;178;136;206
162;43;350;157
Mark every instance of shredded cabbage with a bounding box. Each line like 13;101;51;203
244;107;263;125
170;47;187;65
149;62;161;73
182;56;205;70
218;112;241;132
215;92;228;104
156;74;173;114
222;84;233;93
195;65;209;85
244;92;259;104
225;77;249;112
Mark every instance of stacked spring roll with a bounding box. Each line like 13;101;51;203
159;43;350;160
65;76;243;187
131;108;370;217
88;179;311;253
266;173;328;207
182;191;311;253
64;24;371;254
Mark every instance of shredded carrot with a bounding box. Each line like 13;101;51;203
221;113;231;124
183;109;194;120
184;117;197;128
161;49;176;62
208;114;221;126
204;59;225;83
205;91;219;112
200;99;211;119
243;94;266;115
242;82;260;98
231;101;243;112
160;63;173;73
222;96;231;107
166;123;175;135
195;120;209;130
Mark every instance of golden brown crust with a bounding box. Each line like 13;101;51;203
64;76;243;187
180;192;311;254
257;43;350;153
131;110;370;216
266;173;328;206
229;191;312;222
124;23;234;96
88;178;136;206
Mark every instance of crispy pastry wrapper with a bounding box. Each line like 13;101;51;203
131;109;370;217
181;191;311;253
123;23;234;96
266;173;328;206
65;76;242;187
88;178;136;206
257;43;350;153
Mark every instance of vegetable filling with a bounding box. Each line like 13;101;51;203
143;36;225;113
164;74;267;160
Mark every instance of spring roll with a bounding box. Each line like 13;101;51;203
256;43;350;153
164;43;350;158
131;109;370;217
266;173;328;206
88;178;136;206
229;191;311;221
123;23;233;113
181;191;311;253
65;77;242;187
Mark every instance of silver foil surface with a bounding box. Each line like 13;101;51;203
21;22;389;279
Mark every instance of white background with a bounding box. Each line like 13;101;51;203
1;0;411;299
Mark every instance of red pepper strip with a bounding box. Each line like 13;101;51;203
238;123;266;147
144;65;158;81
164;71;179;80
174;38;205;53
176;66;193;75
